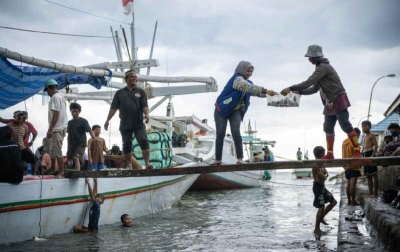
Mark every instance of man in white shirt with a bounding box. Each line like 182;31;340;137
44;79;68;178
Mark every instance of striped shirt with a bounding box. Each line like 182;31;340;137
7;122;28;149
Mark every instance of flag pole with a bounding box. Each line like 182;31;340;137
130;2;138;72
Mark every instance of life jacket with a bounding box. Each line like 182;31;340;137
215;73;252;119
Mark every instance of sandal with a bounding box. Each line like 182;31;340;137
210;162;222;166
236;162;243;165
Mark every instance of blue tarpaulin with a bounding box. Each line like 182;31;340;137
0;57;109;109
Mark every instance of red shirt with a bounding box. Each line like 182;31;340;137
3;119;37;147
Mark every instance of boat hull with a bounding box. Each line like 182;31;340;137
0;174;199;244
190;171;264;190
293;169;312;179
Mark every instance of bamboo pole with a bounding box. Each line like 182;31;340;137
0;47;216;84
65;157;400;178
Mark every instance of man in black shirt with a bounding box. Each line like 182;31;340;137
104;69;153;169
0;126;23;184
67;103;96;171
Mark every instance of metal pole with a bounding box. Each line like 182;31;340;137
110;26;120;64
367;76;386;121
130;4;138;73
114;31;123;62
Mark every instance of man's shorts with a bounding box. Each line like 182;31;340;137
45;128;67;158
120;127;149;153
91;163;104;171
67;145;86;161
363;151;378;176
345;170;361;180
313;182;334;208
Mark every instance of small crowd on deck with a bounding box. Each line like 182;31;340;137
1;69;153;184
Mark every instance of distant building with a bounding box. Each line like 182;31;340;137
370;94;400;145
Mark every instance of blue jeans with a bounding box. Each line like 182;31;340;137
323;109;353;136
214;108;243;160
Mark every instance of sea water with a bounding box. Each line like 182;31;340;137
0;170;351;252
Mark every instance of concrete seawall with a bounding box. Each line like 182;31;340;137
338;173;400;252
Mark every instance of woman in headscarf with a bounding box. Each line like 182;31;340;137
213;61;276;165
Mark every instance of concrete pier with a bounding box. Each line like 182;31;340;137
337;173;400;252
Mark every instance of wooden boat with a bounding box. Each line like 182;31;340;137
0;173;199;244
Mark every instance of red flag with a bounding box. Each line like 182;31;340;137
122;0;134;15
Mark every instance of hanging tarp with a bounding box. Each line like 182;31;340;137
0;58;109;109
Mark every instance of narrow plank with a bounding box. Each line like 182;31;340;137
65;157;400;178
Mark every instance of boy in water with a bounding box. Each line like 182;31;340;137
73;178;105;232
88;125;108;171
121;214;132;227
361;121;379;197
312;146;337;235
342;128;361;206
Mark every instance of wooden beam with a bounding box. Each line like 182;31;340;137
64;157;400;178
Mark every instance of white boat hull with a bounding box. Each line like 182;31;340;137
190;171;265;190
0;174;199;244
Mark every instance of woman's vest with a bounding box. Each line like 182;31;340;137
215;73;253;119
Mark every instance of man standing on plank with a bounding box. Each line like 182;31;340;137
104;69;153;169
281;45;361;159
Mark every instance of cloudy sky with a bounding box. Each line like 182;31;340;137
0;0;399;160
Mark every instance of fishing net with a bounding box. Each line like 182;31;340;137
267;93;300;107
0;57;110;109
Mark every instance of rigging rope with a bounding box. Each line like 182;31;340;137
0;25;113;38
43;0;130;24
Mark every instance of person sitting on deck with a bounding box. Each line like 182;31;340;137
67;103;96;171
6;111;38;175
104;147;142;170
312;146;337;236
121;214;132;227
88;125;108;171
0;111;38;148
342;127;361;206
104;69;154;170
0;126;24;184
38;146;52;175
73;178;104;233
263;146;270;162
281;45;361;160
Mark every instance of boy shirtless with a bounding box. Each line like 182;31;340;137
312;146;337;235
88;125;108;171
121;214;132;227
73;178;105;232
361;121;378;197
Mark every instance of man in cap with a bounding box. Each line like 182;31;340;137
44;79;68;178
6;110;37;175
104;69;153;169
281;45;361;160
0;111;37;147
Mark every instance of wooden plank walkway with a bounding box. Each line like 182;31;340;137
65;157;400;178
